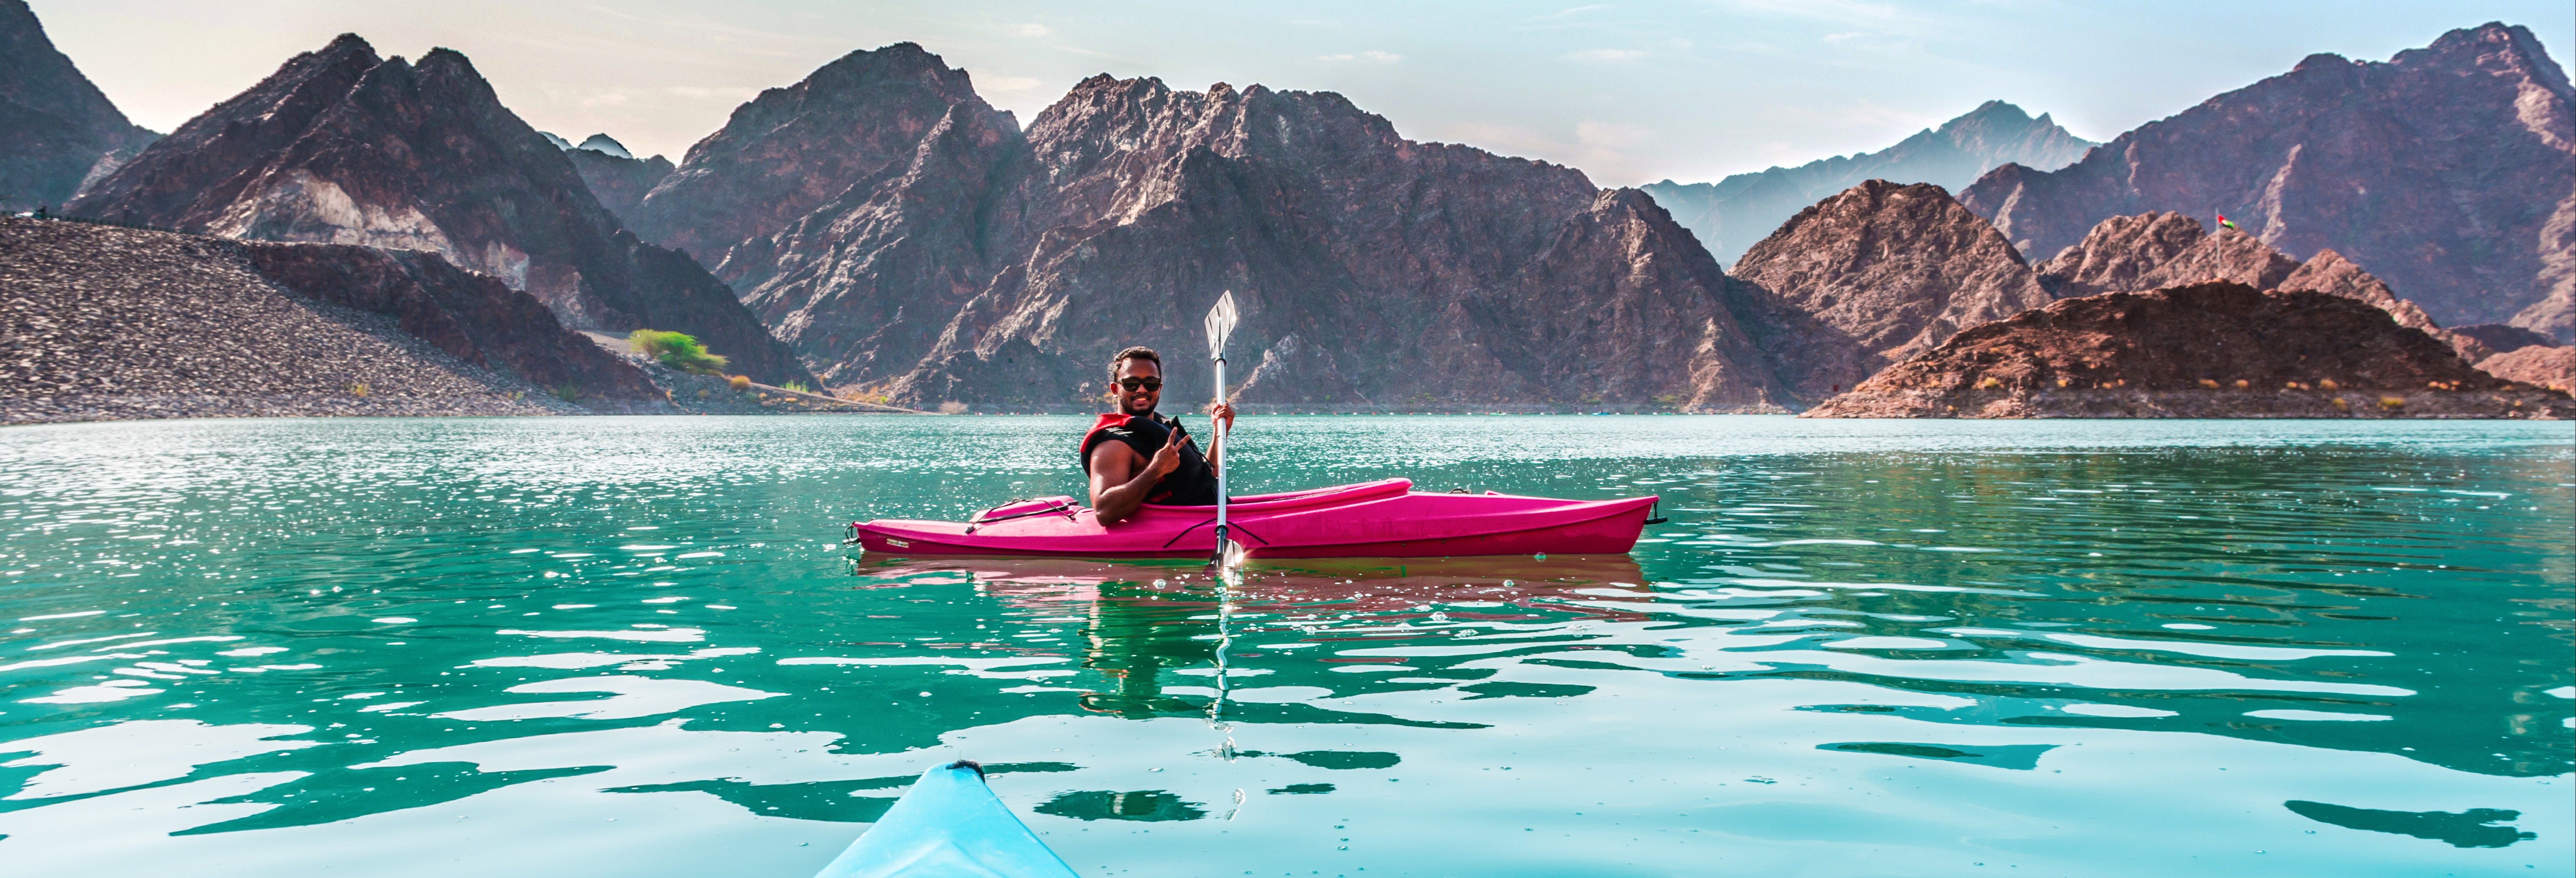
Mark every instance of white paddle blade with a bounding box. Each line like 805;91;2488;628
1203;291;1239;360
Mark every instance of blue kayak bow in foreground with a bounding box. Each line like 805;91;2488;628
813;761;1079;878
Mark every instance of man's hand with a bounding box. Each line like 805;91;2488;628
1207;401;1235;432
1146;425;1184;479
1092;426;1184;525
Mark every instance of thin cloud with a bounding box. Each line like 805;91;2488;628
1015;23;1052;38
1564;49;1648;62
1528;4;1612;21
1317;50;1404;63
1576;120;1649;148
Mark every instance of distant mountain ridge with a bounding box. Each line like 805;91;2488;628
1960;22;2574;341
0;0;157;211
61;34;812;385
1642;101;2094;266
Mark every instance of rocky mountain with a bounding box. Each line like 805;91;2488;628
1726;180;2053;401
2035;212;2294;297
2;216;665;424
704;49;1026;386
565;147;672;227
890;75;1786;412
59;34;812;386
1805;282;2572;419
0;0;157;211
1642;101;2094;266
1960;23;2575;341
574;133;633;158
2449;323;2559;354
2475;345;2573;393
624;43;998;272
2034;211;2522;364
643;49;1792;412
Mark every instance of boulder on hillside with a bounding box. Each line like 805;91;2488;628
1804;282;2572;419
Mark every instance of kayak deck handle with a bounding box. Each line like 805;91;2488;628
964;501;1079;534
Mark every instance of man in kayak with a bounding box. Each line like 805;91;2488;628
1083;346;1234;524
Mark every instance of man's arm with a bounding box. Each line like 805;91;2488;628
1088;430;1183;524
1205;402;1235;474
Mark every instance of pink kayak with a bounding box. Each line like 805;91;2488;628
848;478;1661;559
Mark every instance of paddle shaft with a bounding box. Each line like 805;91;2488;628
1212;355;1229;555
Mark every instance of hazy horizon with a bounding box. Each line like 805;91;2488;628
27;0;2576;188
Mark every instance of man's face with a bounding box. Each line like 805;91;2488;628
1112;358;1162;416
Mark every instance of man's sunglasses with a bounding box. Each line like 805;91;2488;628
1116;378;1163;391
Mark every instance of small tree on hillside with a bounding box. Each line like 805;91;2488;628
628;329;728;375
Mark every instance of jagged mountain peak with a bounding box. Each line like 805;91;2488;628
1938;99;2037;132
1030;73;1404;164
575;134;632;158
627;41;1009;262
2;0;160;209
316;32;374;55
734;41;981;124
1641;100;2093;266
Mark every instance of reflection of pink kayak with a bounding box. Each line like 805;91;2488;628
848;478;1660;559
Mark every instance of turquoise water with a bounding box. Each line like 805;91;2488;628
0;414;2568;877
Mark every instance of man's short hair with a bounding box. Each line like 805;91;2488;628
1109;346;1161;378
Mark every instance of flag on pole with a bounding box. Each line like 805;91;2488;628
2216;213;2239;231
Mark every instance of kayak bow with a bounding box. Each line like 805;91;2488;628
850;479;1659;559
812;760;1077;878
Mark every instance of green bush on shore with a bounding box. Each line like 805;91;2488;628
628;329;728;375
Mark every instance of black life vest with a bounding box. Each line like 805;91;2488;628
1079;411;1219;507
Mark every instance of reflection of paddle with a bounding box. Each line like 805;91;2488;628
1202;291;1240;567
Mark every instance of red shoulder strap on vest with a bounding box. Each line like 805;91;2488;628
1079;412;1138;472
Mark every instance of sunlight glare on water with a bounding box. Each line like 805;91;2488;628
0;414;2568;877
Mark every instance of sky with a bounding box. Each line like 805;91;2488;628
29;0;2576;188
